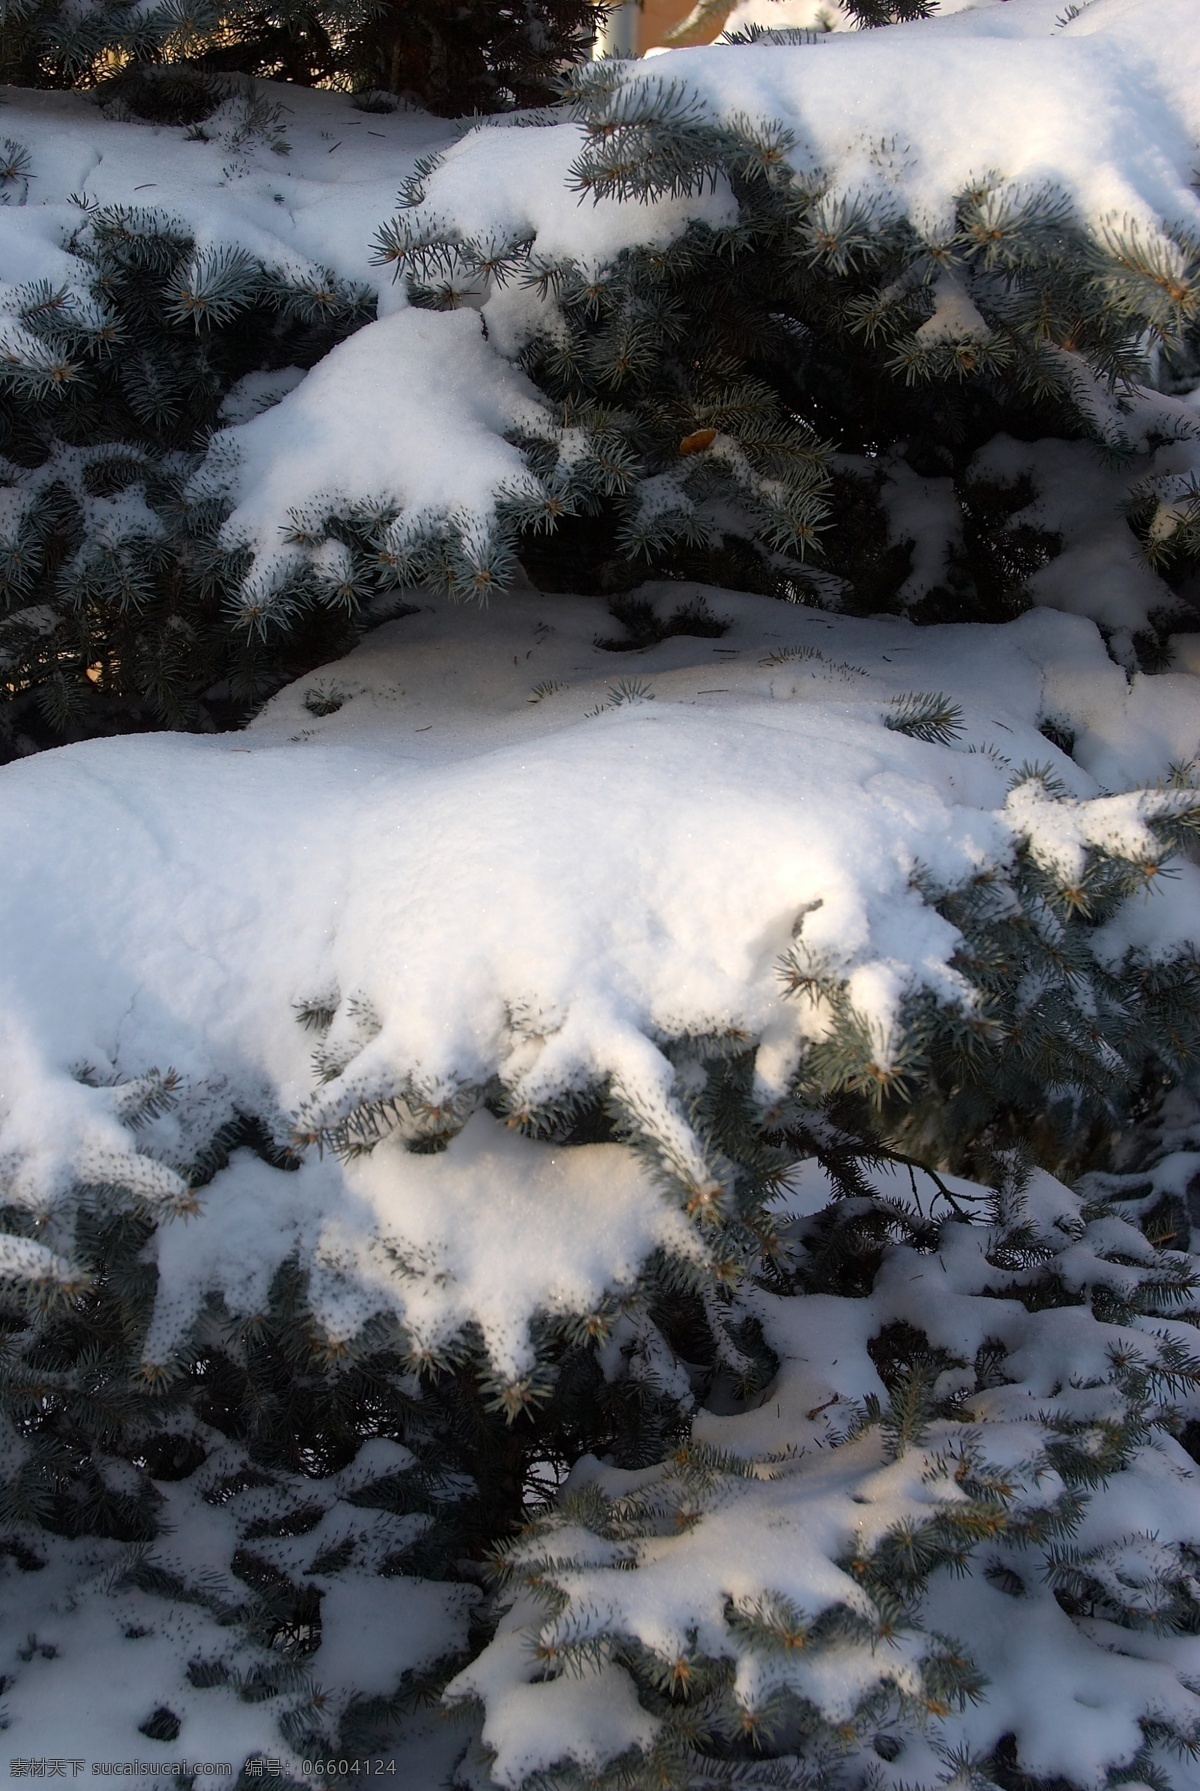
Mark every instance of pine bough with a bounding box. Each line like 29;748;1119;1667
0;696;1198;1783
3;0;1200;738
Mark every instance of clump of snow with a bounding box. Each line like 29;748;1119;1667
970;433;1191;638
399;109;737;272
872;456;964;607
650;0;1200;238
146;1120;704;1375
851;422;1198;639
6;2;1200;623
211;308;548;597
0;587;1196;1381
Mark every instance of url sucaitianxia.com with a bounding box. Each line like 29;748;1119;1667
9;1766;233;1779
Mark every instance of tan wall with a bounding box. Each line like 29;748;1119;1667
633;0;733;50
640;0;695;47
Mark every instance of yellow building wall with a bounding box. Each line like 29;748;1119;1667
631;0;734;51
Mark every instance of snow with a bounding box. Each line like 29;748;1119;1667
585;1;1200;263
7;0;1198;617
212;307;548;595
712;0;1198;239
454;1150;1200;1787
717;0;996;36
0;1464;474;1775
315;1575;471;1698
213;0;1195;626
463;1631;660;1789
147;1119;704;1374
24;590;1200;1787
0;585;1196;1379
970;434;1186;638
402;111;738;271
0;84;450;306
2;3;1200;1773
0;586;1196;1779
698;0;1200;248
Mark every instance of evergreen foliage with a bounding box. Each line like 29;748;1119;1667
0;199;374;755
3;1007;1199;1780
0;0;605;754
783;764;1200;1181
279;760;1200;1197
1;3;1200;1777
839;0;936;25
0;0;605;116
352;60;1200;621
4;14;1200;741
457;1150;1200;1790
2;561;1199;1774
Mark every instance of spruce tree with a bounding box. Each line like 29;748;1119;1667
3;0;1198;740
0;202;379;754
362;58;1200;630
0;0;605;753
0;0;605;114
457;1150;1200;1790
1;4;1199;1778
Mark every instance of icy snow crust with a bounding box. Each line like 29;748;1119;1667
0;588;1197;1369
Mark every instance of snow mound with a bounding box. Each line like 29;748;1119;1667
648;0;1200;236
212;308;549;601
0;588;1196;1377
0;83;449;307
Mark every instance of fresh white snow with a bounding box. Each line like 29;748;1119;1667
2;1;1200;1775
0;586;1196;1370
6;0;1200;619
